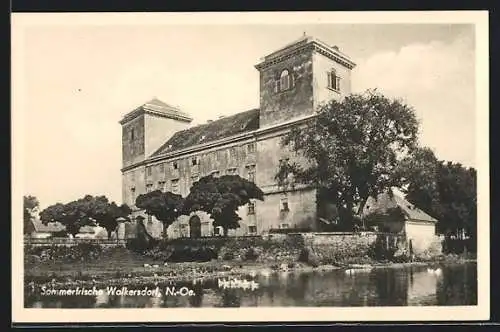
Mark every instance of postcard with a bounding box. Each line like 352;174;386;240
12;10;489;323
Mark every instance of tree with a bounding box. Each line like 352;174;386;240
39;202;81;236
23;195;39;234
397;148;477;239
39;195;132;237
435;162;476;239
82;195;133;238
276;89;419;229
135;190;184;238
183;174;265;236
394;147;441;215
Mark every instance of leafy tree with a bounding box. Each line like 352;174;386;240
39;202;82;236
39;195;132;237
82;195;133;238
23;195;39;234
396;148;477;239
135;190;184;238
183;175;265;236
276;90;419;229
394;147;441;215
435;162;476;239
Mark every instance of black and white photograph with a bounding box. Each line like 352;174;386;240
12;11;489;323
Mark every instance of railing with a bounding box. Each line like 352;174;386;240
24;237;128;246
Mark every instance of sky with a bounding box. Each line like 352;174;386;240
17;20;477;209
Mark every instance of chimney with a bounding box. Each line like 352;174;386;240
332;45;339;51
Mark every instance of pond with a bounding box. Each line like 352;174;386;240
25;262;476;308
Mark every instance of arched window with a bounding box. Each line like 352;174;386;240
275;69;293;93
327;68;341;91
280;69;291;90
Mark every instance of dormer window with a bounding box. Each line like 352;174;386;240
327;69;341;91
275;69;294;93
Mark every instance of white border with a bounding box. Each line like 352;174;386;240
12;11;490;323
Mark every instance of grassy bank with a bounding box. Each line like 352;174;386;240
24;242;476;291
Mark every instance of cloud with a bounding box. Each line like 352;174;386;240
352;32;476;167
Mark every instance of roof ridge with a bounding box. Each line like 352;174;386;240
149;108;260;157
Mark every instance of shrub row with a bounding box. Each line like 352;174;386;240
25;243;104;263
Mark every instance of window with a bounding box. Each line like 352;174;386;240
247;201;256;215
191;175;199;185
147;215;152;224
327;69;341;91
158;181;166;191
172;161;178;170
226;167;238;175
246;164;256;182
280;197;289;212
130;187;136;202
214;226;222;236
130;128;135;141
275;69;293;93
217;150;225;161
171;179;179;194
146;183;153;193
279;157;290;167
210;170;220;178
248;226;257;234
159;163;165;173
191;157;198;166
247;142;256;153
146;166;152;176
228;147;237;159
279;223;290;229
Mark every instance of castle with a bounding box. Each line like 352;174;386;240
119;35;356;238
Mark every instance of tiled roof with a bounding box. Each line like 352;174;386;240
361;187;438;223
120;98;194;124
143;98;193;119
151;108;260;157
32;220;66;233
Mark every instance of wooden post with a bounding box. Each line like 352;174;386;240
409;239;413;262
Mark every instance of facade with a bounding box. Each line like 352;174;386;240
75;225;108;239
119;35;356;239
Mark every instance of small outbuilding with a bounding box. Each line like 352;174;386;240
361;187;440;254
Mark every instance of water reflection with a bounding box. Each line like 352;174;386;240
25;262;477;308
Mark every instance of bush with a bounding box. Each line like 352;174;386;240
298;247;319;267
126;237;157;252
269;227;312;234
25;243;104;263
367;236;397;261
243;248;259;261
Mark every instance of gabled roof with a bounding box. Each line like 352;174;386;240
119;98;193;124
361;187;438;223
31;220;66;233
151;108;260;157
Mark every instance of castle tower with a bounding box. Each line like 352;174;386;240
254;35;356;128
119;98;193;206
